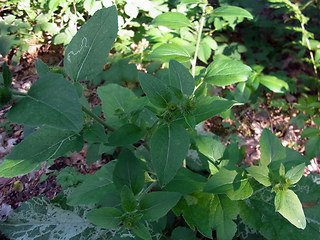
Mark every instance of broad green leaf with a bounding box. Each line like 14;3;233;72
0;127;83;177
86;207;122;229
150;124;190;186
6;73;83;132
48;0;60;11
150;44;191;62
152;12;191;29
98;84;141;127
247;166;271;186
279;148;309;171
35;59;50;77
211;195;239;240
108;124;145;146
165;167;207;194
173;192;215;238
140;191;181;221
204;168;251;199
285;163;305;185
64;6;118;81
0;197;91;240
274;189;306;229
195;135;225;162
305;136;320;159
213;6;253;20
168;60;195;96
193;96;236;124
221;143;244;167
120;185;137;212
113;149;145;195
138;72;171;108
259;128;286;166
258;75;289;93
240;175;320;240
314;117;320;127
301;127;320;138
132;222;152;240
67;161;116;206
83;123;108;143
226;178;253;200
2;62;12;87
171;226;197;240
205;55;252;86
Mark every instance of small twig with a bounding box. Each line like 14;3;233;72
191;3;207;78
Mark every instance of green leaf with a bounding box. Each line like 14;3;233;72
132;222;152;240
150;44;191;62
48;0;60;11
259;128;286;166
98;84;141;127
305;136;320;159
205;55;252;86
247;166;271;186
314;117;320;127
285;163;305;185
64;6;118;81
152;12;191;29
168;60;195;96
139;72;171;108
211;195;239;240
2;62;12;87
258;75;289;93
204;168;252;200
113;149;145;195
83;123;108;143
240;175;320;240
140;191;181;221
6;73;83;132
165;167;207;194
301;127;320;138
108;124;145;146
67;161;116;206
173;192;215;238
0;197;92;240
213;6;253;19
35;59;50;77
121;185;137;212
86;207;122;229
0;127;83;177
274;189;306;229
193;96;236;124
150;124;190;186
171;226;197;240
195;135;225;162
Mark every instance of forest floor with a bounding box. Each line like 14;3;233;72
0;42;320;231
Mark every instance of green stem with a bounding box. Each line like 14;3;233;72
191;3;207;78
11;90;28;97
137;181;157;201
81;105;115;131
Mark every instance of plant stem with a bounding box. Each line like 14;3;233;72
137;181;157;201
191;3;207;78
81;105;115;131
11;90;28;97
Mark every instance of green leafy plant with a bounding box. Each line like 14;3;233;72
0;4;319;240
